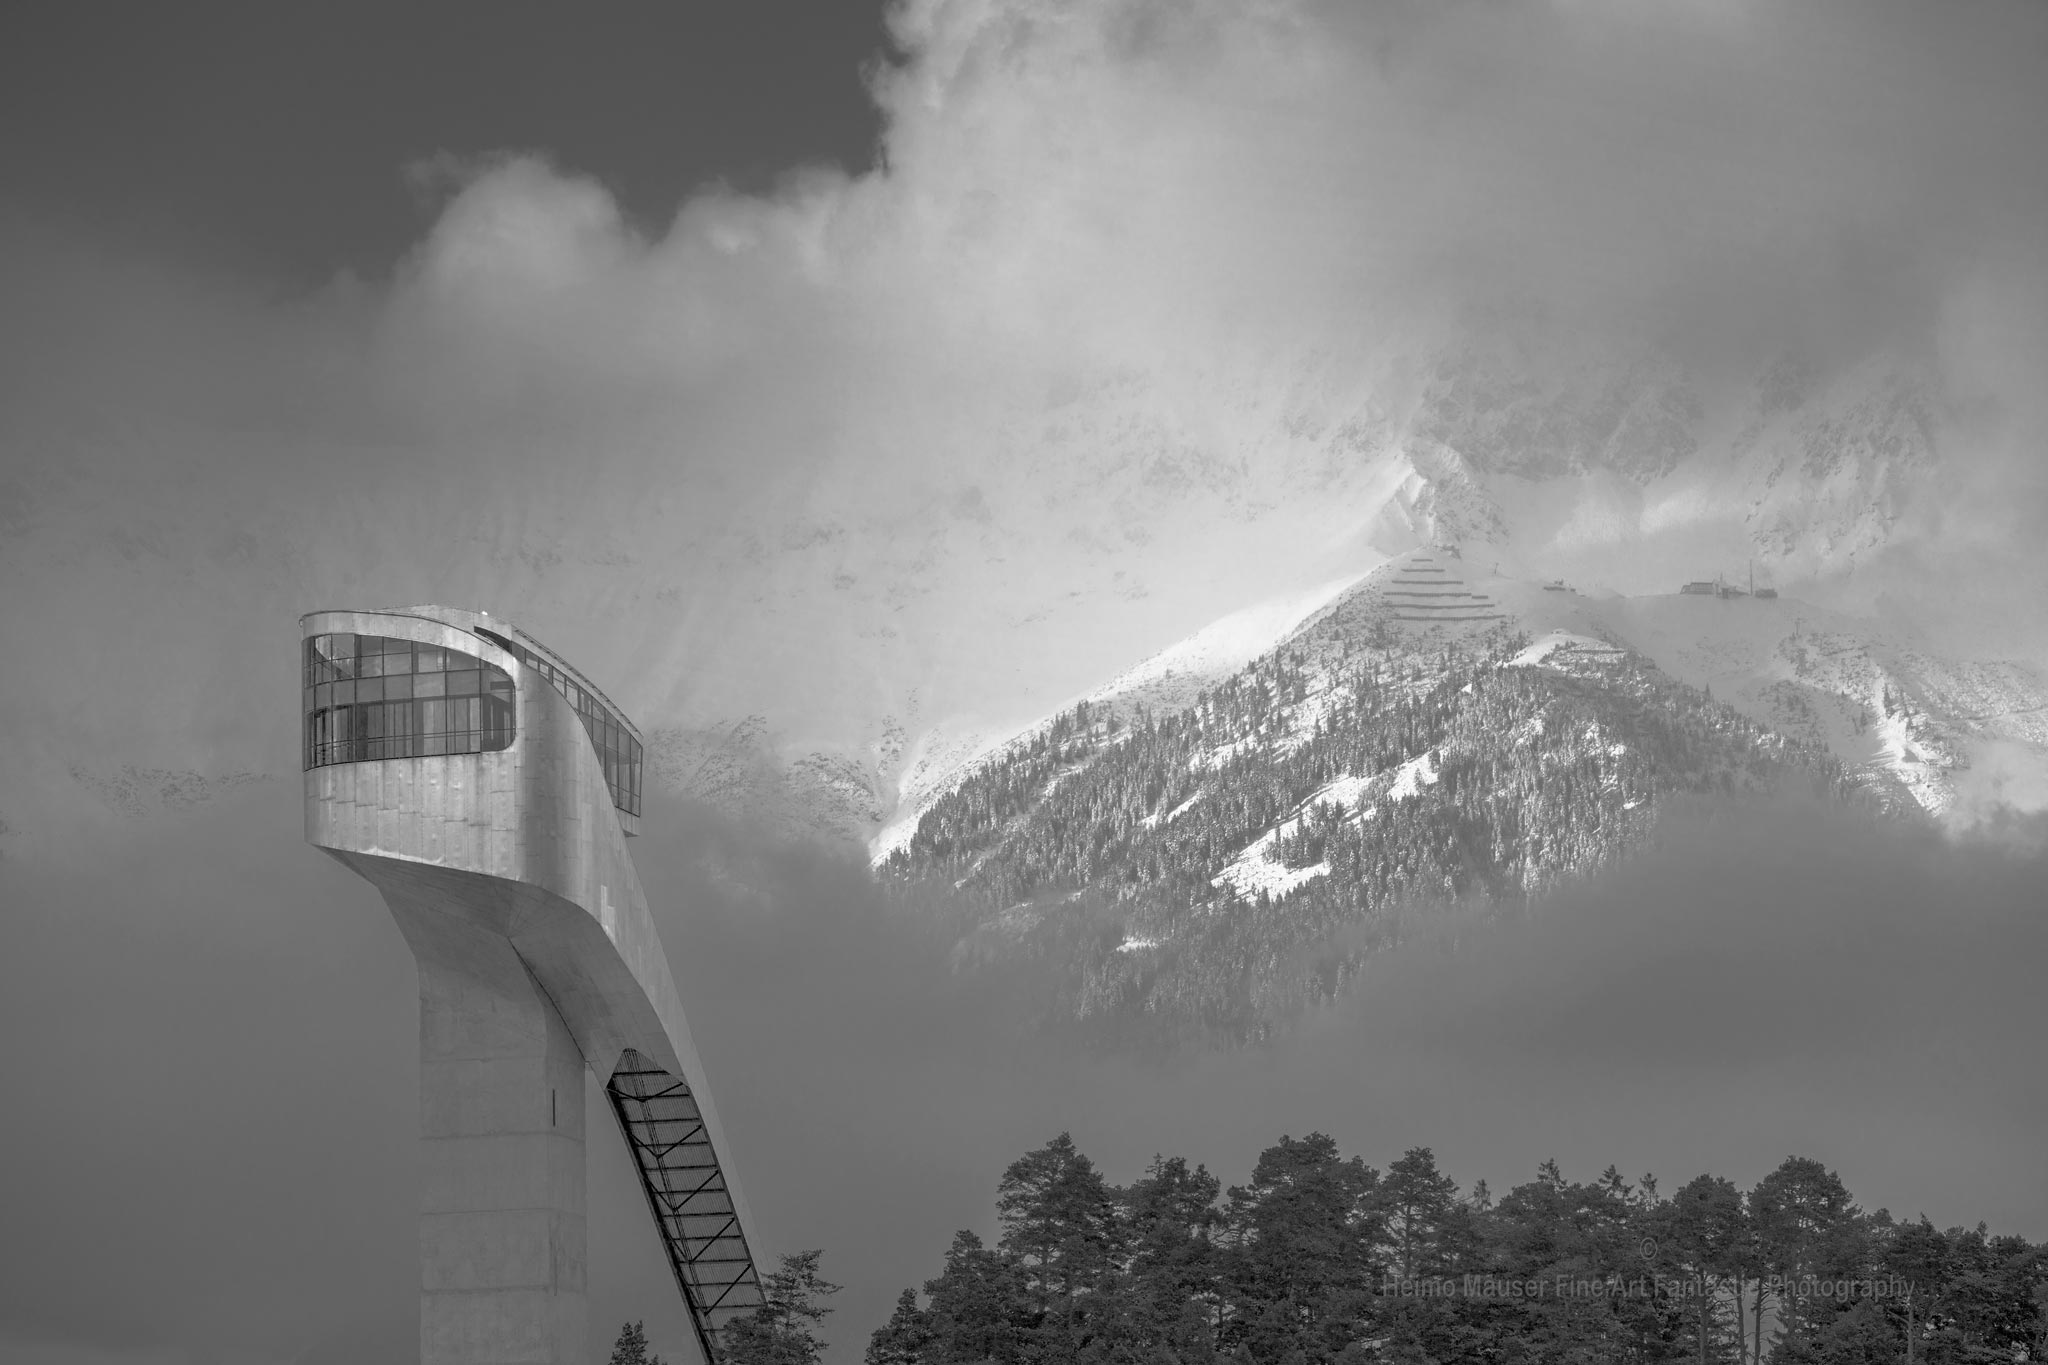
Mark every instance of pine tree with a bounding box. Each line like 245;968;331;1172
922;1230;1029;1365
996;1132;1123;1359
863;1288;932;1365
722;1250;840;1365
608;1320;665;1365
1658;1174;1746;1365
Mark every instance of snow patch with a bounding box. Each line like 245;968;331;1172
1509;630;1624;668
1190;736;1258;771
1212;850;1330;902
1307;773;1376;812
1143;790;1207;828
1206;772;1376;903
1387;751;1439;802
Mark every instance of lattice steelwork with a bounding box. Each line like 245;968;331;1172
606;1050;765;1365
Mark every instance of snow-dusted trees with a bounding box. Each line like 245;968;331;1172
886;631;1864;1044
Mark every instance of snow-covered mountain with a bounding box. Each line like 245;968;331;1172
5;332;2041;860
875;550;1878;1040
875;547;2048;862
741;340;2044;854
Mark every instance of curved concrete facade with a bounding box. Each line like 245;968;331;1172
304;606;762;1365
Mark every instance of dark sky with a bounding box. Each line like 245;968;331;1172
0;2;891;282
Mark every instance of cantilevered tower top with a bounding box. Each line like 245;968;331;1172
303;605;763;1365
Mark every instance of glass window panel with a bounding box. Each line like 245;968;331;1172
302;631;518;771
313;635;356;678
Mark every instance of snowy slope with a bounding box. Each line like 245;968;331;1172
869;568;1376;861
871;546;2048;865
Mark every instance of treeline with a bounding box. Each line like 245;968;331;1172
885;632;1868;1041
839;1133;2044;1365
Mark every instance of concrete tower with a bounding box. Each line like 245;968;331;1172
302;607;764;1365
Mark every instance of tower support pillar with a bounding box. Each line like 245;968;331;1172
393;896;589;1365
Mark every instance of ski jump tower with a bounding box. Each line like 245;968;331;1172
302;606;763;1365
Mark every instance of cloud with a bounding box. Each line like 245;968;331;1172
6;3;2047;792
21;0;2045;484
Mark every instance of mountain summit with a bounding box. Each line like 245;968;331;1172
872;546;2045;1041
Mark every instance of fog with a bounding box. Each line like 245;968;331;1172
4;789;2041;1364
6;1;2048;841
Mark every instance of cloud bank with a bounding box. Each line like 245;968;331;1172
7;1;2048;831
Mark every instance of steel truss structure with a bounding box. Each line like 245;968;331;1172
607;1050;767;1365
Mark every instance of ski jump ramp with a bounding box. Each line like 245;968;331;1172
302;605;763;1365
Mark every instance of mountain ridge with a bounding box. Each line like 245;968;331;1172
878;556;1887;1042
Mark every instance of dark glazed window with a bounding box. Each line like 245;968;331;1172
303;634;514;769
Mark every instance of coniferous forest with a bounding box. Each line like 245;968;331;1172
885;626;1873;1045
714;1135;2045;1365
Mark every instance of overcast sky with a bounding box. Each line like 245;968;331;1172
5;0;2048;795
3;3;2047;1363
